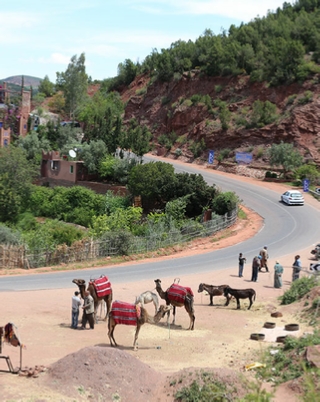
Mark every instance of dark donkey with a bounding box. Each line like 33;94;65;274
198;283;231;306
223;286;256;310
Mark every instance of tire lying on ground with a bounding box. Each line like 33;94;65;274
250;333;265;341
285;323;299;331
264;322;276;329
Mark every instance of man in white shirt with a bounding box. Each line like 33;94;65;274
71;291;81;329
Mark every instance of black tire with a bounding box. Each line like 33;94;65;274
250;333;265;341
264;322;276;329
285;323;299;331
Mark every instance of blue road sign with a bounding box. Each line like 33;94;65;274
208;150;214;164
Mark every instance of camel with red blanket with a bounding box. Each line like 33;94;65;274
108;301;171;350
72;276;112;322
154;279;195;330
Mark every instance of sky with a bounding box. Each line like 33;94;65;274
0;0;294;83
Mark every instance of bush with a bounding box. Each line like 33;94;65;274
286;94;297;106
298;90;313;105
0;224;21;245
280;277;317;305
98;230;134;256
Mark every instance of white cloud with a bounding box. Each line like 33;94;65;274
123;0;293;21
38;53;71;65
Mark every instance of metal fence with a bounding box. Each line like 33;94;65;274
0;208;237;270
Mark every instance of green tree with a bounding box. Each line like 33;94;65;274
128;161;176;209
47;92;65;113
38;75;55;97
0;147;38;222
174;173;217;217
295;164;320;184
56;53;88;119
122;119;151;159
211;191;239;216
17;132;51;163
117;59;138;85
268;141;303;174
81;140;108;174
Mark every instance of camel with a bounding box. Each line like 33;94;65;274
135;290;159;314
154;279;195;330
108;303;171;350
72;278;112;322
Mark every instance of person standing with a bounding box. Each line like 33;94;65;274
292;255;302;282
81;290;95;330
71;291;81;329
238;253;246;277
251;255;261;282
259;246;269;272
274;261;284;288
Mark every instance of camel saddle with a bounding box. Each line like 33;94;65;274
90;275;112;297
110;301;140;326
167;284;194;304
4;323;21;347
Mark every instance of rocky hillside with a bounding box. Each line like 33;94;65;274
120;71;320;167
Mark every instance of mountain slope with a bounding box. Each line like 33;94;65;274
120;72;320;166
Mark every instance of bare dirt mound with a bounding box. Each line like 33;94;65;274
43;346;165;401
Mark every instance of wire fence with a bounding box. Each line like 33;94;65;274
0;209;238;270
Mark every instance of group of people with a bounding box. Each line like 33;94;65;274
71;290;95;330
238;246;303;289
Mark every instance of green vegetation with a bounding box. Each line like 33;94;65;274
298;90;314;104
268;141;304;174
174;370;237;401
217;148;231;162
100;0;320;90
262;332;320;385
188;139;206;159
279;277;318;305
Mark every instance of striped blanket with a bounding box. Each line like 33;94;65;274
90;276;112;297
167;284;194;304
110;301;140;326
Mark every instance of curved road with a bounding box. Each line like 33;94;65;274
1;157;320;291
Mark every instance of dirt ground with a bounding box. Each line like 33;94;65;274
1;174;320;402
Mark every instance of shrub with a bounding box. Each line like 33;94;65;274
298;90;313;105
0;224;21;245
175;148;182;157
189;139;206;158
135;87;147;96
161;96;171;105
256;147;264;159
190;94;203;105
174;371;235;402
280;277;317;305
286;94;297;106
158;134;173;150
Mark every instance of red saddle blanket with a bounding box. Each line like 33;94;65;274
167;284;194;304
90;276;112;297
110;301;140;326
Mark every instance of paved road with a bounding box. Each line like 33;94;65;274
1;158;320;291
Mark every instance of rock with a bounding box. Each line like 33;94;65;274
305;345;320;368
271;312;283;318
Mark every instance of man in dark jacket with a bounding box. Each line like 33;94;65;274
251;256;261;282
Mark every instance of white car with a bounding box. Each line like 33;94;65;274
281;190;304;205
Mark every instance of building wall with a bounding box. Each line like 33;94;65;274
0;127;11;147
41;158;78;184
